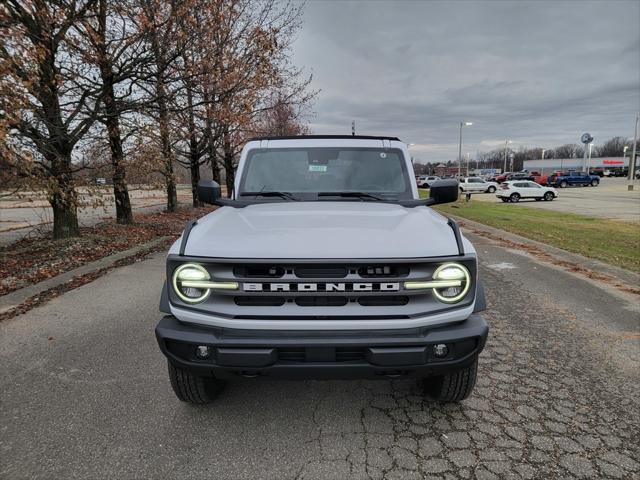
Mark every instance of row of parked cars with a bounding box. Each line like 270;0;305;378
487;171;600;188
416;175;558;202
417;170;599;190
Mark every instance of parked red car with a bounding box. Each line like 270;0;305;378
530;171;548;186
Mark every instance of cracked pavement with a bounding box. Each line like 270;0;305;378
1;232;639;479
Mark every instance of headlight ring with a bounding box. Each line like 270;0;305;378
172;263;211;304
431;262;471;303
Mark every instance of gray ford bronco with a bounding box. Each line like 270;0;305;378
155;135;488;404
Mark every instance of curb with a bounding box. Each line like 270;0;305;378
0;237;170;314
450;214;640;288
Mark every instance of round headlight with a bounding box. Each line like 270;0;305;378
432;263;471;303
172;263;211;303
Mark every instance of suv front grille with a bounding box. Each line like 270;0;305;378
167;257;477;320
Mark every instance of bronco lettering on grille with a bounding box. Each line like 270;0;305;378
242;282;400;292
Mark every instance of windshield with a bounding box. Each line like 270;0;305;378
238;147;412;199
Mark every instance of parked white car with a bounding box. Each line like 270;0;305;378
417;175;440;188
459;177;498;193
496;181;557;203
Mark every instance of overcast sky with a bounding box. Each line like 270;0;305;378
292;0;640;162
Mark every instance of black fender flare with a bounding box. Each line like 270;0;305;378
473;279;487;313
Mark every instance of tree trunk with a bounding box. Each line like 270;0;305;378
97;0;133;224
190;157;200;207
157;83;177;212
148;12;178;213
184;73;200;207
101;62;133;224
50;153;80;239
203;89;220;184
223;132;235;198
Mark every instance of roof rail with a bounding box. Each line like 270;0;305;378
247;135;402;142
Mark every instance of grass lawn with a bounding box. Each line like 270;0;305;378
418;190;640;272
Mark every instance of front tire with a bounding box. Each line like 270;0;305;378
423;359;478;402
510;193;520;203
168;361;225;404
487;186;496;193
543;192;554;201
591;179;599;186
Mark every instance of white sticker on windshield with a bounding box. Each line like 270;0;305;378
380;152;387;158
309;165;327;172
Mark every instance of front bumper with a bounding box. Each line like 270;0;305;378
155;314;489;379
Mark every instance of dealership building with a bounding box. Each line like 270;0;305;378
523;157;630;173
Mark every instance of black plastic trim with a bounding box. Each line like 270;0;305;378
473;280;486;313
179;219;198;256
446;217;465;256
155;314;489;379
159;283;170;313
247;135;401;142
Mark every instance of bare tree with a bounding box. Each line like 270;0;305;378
75;0;153;223
1;0;103;239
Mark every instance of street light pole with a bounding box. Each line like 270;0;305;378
628;115;639;191
541;149;546;175
503;140;510;173
458;122;472;177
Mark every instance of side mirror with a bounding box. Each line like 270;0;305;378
429;179;459;205
197;180;221;204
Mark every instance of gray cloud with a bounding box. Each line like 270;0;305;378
292;0;640;161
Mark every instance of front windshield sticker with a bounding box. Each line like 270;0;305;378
308;165;328;172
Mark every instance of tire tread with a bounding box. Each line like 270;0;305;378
424;359;478;402
168;361;224;404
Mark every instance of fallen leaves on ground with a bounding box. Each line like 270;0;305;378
0;207;214;296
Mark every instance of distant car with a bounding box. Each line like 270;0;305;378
505;172;534;181
494;172;512;183
95;177;107;186
529;171;548;186
459;177;498;193
496;181;557;203
417;175;440;188
547;171;599;188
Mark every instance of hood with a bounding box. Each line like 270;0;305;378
178;202;467;259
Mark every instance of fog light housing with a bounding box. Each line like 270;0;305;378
195;345;211;359
433;344;449;358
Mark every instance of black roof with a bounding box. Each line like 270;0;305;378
248;135;402;142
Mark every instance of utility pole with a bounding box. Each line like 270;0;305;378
351;121;355;136
628;115;639;191
466;152;470;176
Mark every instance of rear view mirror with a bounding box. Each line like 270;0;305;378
429;179;459;205
197;180;222;204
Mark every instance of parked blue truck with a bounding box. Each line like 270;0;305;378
547;171;600;188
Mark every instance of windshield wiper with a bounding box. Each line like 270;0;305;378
240;191;299;201
318;191;386;201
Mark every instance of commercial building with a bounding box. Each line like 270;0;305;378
523;157;629;174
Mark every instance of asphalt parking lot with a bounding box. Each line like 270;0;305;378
471;177;640;222
1;231;638;479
